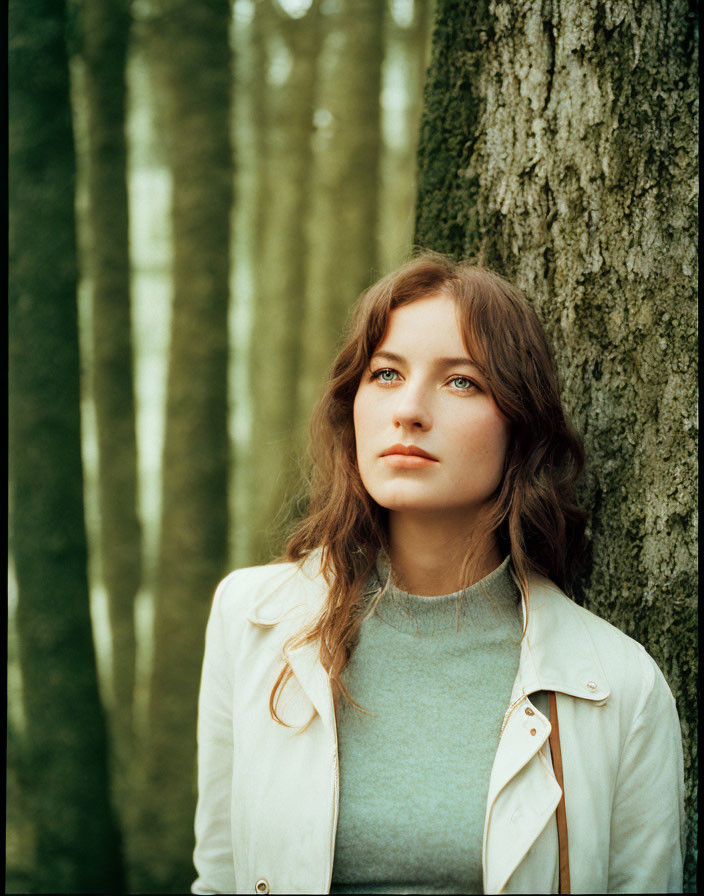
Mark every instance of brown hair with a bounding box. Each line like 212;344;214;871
270;251;587;724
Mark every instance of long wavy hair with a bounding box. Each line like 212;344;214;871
270;251;587;724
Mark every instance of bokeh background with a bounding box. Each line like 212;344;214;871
8;0;698;893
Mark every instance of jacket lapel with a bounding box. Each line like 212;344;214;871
246;553;337;733
483;702;563;893
483;574;612;893
285;639;336;734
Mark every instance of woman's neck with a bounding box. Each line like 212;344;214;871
387;510;502;596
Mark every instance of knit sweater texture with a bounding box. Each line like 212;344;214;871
330;555;522;895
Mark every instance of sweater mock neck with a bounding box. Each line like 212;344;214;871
368;553;520;635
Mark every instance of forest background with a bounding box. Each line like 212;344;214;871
8;0;698;893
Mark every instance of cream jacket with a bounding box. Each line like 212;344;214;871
192;556;685;895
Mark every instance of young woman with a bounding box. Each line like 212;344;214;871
192;254;684;895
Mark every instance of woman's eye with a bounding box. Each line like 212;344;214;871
449;376;475;391
371;368;398;383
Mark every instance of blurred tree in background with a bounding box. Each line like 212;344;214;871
8;0;696;892
416;0;698;888
75;0;143;829
132;1;233;890
8;0;125;890
296;0;386;427
246;0;322;564
378;0;434;274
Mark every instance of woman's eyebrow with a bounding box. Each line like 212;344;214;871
371;350;478;368
435;356;478;368
371;350;405;364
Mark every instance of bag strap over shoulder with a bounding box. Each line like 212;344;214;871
548;691;571;895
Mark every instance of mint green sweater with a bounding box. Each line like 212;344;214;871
330;556;522;895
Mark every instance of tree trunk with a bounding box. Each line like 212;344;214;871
297;0;386;426
133;3;233;891
80;0;142;820
8;0;125;890
378;0;435;274
250;0;272;270
247;1;322;564
416;0;698;887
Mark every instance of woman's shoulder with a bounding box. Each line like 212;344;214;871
212;549;327;627
528;575;676;711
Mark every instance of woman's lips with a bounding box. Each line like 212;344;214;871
380;444;438;467
382;454;437;468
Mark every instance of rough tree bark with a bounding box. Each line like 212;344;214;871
134;2;233;891
80;0;142;819
297;0;386;428
247;1;322;564
416;0;698;887
8;0;125;890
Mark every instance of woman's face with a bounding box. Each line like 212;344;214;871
353;293;511;522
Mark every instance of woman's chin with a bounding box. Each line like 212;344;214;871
374;495;455;515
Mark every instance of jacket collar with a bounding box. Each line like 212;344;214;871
247;559;610;730
483;575;609;894
246;549;328;627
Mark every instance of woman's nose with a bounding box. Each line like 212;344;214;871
392;385;432;431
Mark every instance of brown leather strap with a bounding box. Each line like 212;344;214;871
548;691;571;894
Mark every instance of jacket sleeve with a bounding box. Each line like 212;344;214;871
192;576;238;895
607;648;685;893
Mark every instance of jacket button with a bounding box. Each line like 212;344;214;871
525;707;534;716
530;728;537;736
587;681;597;690
255;879;270;894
